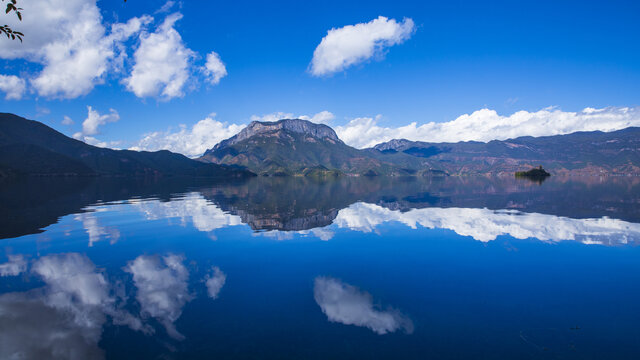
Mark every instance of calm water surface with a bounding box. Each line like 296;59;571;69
1;176;640;359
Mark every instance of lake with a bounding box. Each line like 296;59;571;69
1;175;640;359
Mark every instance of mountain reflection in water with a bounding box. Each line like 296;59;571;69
2;175;639;243
2;175;640;359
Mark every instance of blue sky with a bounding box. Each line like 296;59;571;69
1;0;639;155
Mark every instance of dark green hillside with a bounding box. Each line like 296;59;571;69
0;113;255;178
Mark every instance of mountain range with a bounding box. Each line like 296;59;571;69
372;128;640;175
2;112;640;177
199;119;429;176
199;117;640;176
0;113;254;178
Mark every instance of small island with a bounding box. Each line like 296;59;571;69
515;166;551;181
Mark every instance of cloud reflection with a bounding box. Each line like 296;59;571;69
131;193;242;233
314;276;413;335
335;203;640;244
0;254;27;276
205;266;226;299
74;211;121;247
0;253;147;360
125;254;192;340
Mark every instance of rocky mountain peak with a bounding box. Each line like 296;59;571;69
211;118;341;151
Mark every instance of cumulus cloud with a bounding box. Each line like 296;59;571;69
310;16;415;76
0;0;151;99
124;13;195;100
0;255;27;276
130;115;246;157
0;74;26;100
203;51;228;85
250;110;335;124
72;106;120;147
125;254;192;340
314;276;413;335
81;106;120;136
334;202;640;245
0;1;223;100
335;106;640;148
204;266;226;299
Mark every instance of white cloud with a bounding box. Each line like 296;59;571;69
313;276;413;335
204;266;226;299
334;202;640;245
156;0;176;14
203;51;228;85
336;106;640;148
0;255;27;276
72;106;120;147
0;74;26;100
300;110;336;125
0;1;221;100
81;106;120;136
309;16;415;76
125;254;192;340
130;115;246;158
250;110;335;124
74;136;122;148
62;115;74;125
0;0;151;99
124;13;195;100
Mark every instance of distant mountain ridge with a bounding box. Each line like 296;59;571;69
0;113;255;178
372;127;640;175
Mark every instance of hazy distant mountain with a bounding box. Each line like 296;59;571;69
0;113;255;178
199;119;428;176
372;127;640;175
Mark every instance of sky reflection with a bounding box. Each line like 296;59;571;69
0;253;148;360
334;202;640;244
314;277;414;335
